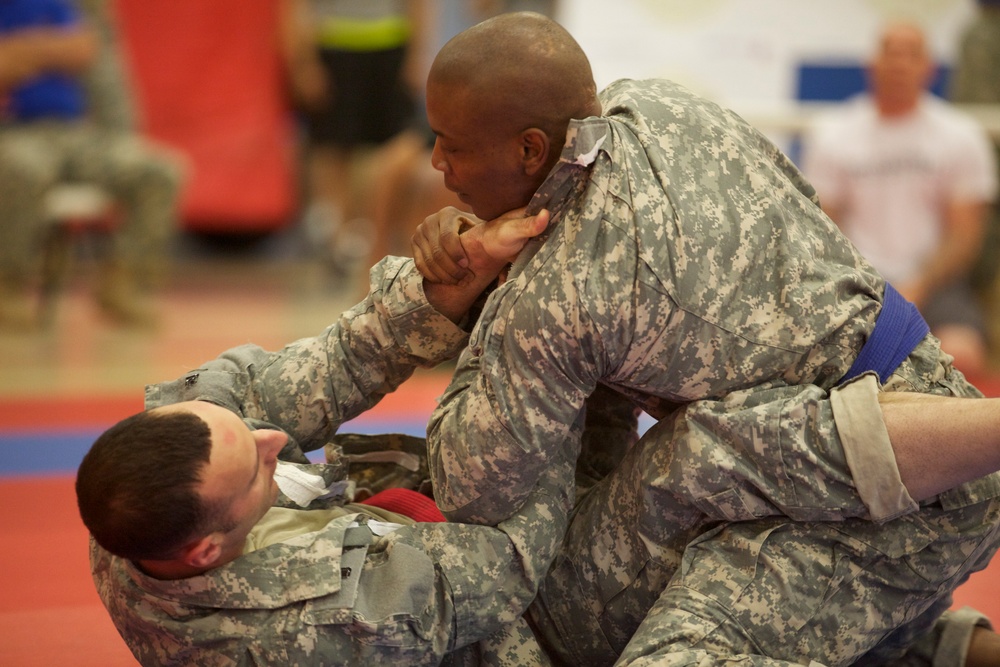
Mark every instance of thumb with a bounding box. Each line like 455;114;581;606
492;209;550;249
525;209;551;237
478;209;552;262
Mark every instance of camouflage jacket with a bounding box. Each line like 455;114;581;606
427;78;894;524
950;8;1000;109
146;257;467;457
90;258;574;665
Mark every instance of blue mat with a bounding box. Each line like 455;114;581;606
0;416;429;478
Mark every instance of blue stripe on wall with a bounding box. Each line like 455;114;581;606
795;62;952;102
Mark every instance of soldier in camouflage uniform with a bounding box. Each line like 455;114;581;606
0;0;182;327
414;12;1000;666
79;208;579;666
950;0;1000;347
83;262;1000;667
80;235;1000;664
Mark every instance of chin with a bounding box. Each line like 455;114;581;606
470;203;501;221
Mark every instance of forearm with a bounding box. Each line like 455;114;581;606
427;313;594;523
147;258;469;450
426;347;554;523
911;200;985;296
251;259;471;447
0;25;97;90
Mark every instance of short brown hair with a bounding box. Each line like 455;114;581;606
76;409;214;560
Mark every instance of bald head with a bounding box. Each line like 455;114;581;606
869;21;934;116
431;12;600;140
424;12;602;218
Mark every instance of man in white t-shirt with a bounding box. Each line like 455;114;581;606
804;21;998;376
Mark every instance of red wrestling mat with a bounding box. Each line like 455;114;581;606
2;371;1000;664
0;477;138;666
2;473;998;666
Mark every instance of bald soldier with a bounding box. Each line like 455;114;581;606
413;12;1000;666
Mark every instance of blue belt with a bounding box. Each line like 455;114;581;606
839;283;929;385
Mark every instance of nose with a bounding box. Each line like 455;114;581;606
254;428;287;462
430;139;447;173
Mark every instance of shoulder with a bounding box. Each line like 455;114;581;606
920;95;992;146
813;95;873;132
599;78;708;119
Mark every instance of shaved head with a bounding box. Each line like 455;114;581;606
425;12;601;218
430;11;600;143
868;21;934;116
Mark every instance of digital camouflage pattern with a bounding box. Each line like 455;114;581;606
427;79;1000;665
91;259;573;665
86;79;1000;664
327;431;434;499
144;257;467;457
427;77;892;525
91;465;571;666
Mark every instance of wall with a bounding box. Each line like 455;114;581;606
557;0;978;114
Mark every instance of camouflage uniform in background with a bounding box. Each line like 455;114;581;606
0;0;182;307
90;258;573;666
426;79;1000;665
950;1;1000;322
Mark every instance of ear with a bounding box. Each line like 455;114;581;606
180;534;224;569
519;128;551;176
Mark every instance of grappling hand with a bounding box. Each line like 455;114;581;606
411;206;550;285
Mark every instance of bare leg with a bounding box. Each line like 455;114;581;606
881;391;1000;501
309;145;353;226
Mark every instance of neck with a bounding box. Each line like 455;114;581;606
136;558;210;581
875;93;920;118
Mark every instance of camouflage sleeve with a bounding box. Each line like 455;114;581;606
146;257;469;451
427;239;617;524
949;23;1000;105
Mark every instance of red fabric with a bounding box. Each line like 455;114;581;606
360;488;446;523
114;0;296;231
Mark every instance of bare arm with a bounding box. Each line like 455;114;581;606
402;0;433;97
897;199;986;308
277;0;328;109
0;22;98;92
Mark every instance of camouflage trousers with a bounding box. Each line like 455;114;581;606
0;121;182;283
529;340;1000;666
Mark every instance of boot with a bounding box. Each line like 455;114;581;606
0;275;37;330
95;262;159;328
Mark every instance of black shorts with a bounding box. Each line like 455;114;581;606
304;46;417;148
